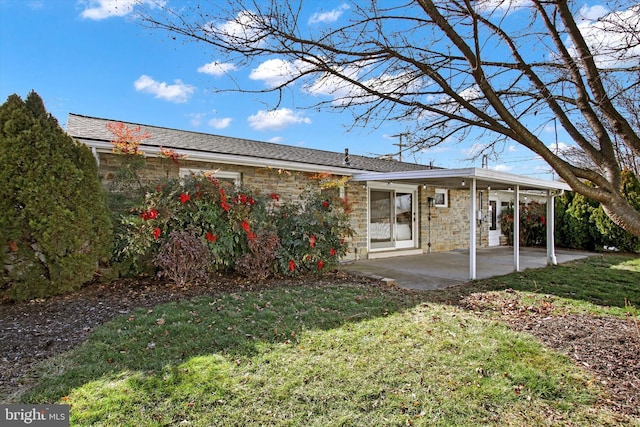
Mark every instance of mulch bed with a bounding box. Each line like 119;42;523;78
461;290;640;416
1;274;639;417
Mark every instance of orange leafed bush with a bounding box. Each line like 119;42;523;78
160;146;187;164
107;122;150;155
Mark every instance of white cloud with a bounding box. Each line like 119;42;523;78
458;85;482;102
268;136;284;143
197;61;237;76
462;142;486;157
508;145;517;152
79;0;163;20
133;75;195;103
204;11;266;49
247;108;311;131
421;145;450;154
308;4;350;25
305;62;423;107
304;65;358;100
27;1;45;10
570;4;640;68
189;112;205;127
578;4;609;22
249;58;302;88
476;0;529;15
491;164;513;172
547;141;574;155
208;117;232;129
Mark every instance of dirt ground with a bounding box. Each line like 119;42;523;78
1;273;638;416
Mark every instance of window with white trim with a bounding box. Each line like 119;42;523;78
179;168;241;186
434;188;448;207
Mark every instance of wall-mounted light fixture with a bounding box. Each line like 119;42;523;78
461;180;466;186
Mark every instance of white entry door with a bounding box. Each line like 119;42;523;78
369;185;417;250
488;198;501;246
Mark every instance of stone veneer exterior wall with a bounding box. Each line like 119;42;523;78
419;187;489;252
99;152;488;261
100;153;324;201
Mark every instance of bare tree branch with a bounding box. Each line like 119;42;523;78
138;0;640;237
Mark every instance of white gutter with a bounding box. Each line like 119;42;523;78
352;167;572;191
83;140;364;176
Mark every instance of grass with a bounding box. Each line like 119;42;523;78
430;254;640;318
20;254;640;426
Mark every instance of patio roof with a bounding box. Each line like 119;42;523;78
353;167;571;280
352;167;571;192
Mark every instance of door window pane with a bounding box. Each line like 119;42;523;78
370;190;393;245
395;193;413;241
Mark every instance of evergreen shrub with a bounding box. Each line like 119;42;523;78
555;173;640;253
0;92;112;301
555;192;601;251
591;171;640;252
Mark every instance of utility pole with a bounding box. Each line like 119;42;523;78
391;133;408;162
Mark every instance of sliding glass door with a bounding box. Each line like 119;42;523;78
369;186;417;250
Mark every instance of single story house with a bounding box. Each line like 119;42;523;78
66;113;571;279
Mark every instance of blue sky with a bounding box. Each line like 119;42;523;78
0;0;586;179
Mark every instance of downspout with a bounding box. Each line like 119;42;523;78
91;146;100;167
514;185;520;272
469;178;477;280
427;195;434;254
546;189;564;265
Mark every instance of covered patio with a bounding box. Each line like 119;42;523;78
352;167;573;280
340;246;592;291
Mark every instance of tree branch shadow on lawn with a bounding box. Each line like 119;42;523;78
10;254;640;417
17;272;428;403
420;253;640;416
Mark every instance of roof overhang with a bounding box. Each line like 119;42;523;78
352;167;571;192
80;139;365;176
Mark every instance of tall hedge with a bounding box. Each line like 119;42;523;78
555;172;640;253
555;191;601;251
0;91;113;301
591;170;640;252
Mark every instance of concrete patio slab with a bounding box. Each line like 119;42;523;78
339;247;592;291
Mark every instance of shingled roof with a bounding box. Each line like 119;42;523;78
66;113;432;174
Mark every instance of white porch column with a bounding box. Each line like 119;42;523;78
546;190;558;265
470;178;477;280
514;185;520;272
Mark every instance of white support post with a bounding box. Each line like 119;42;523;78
546;190;558;265
514;185;520;272
470;178;477;280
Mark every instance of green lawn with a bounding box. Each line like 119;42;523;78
21;254;640;426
